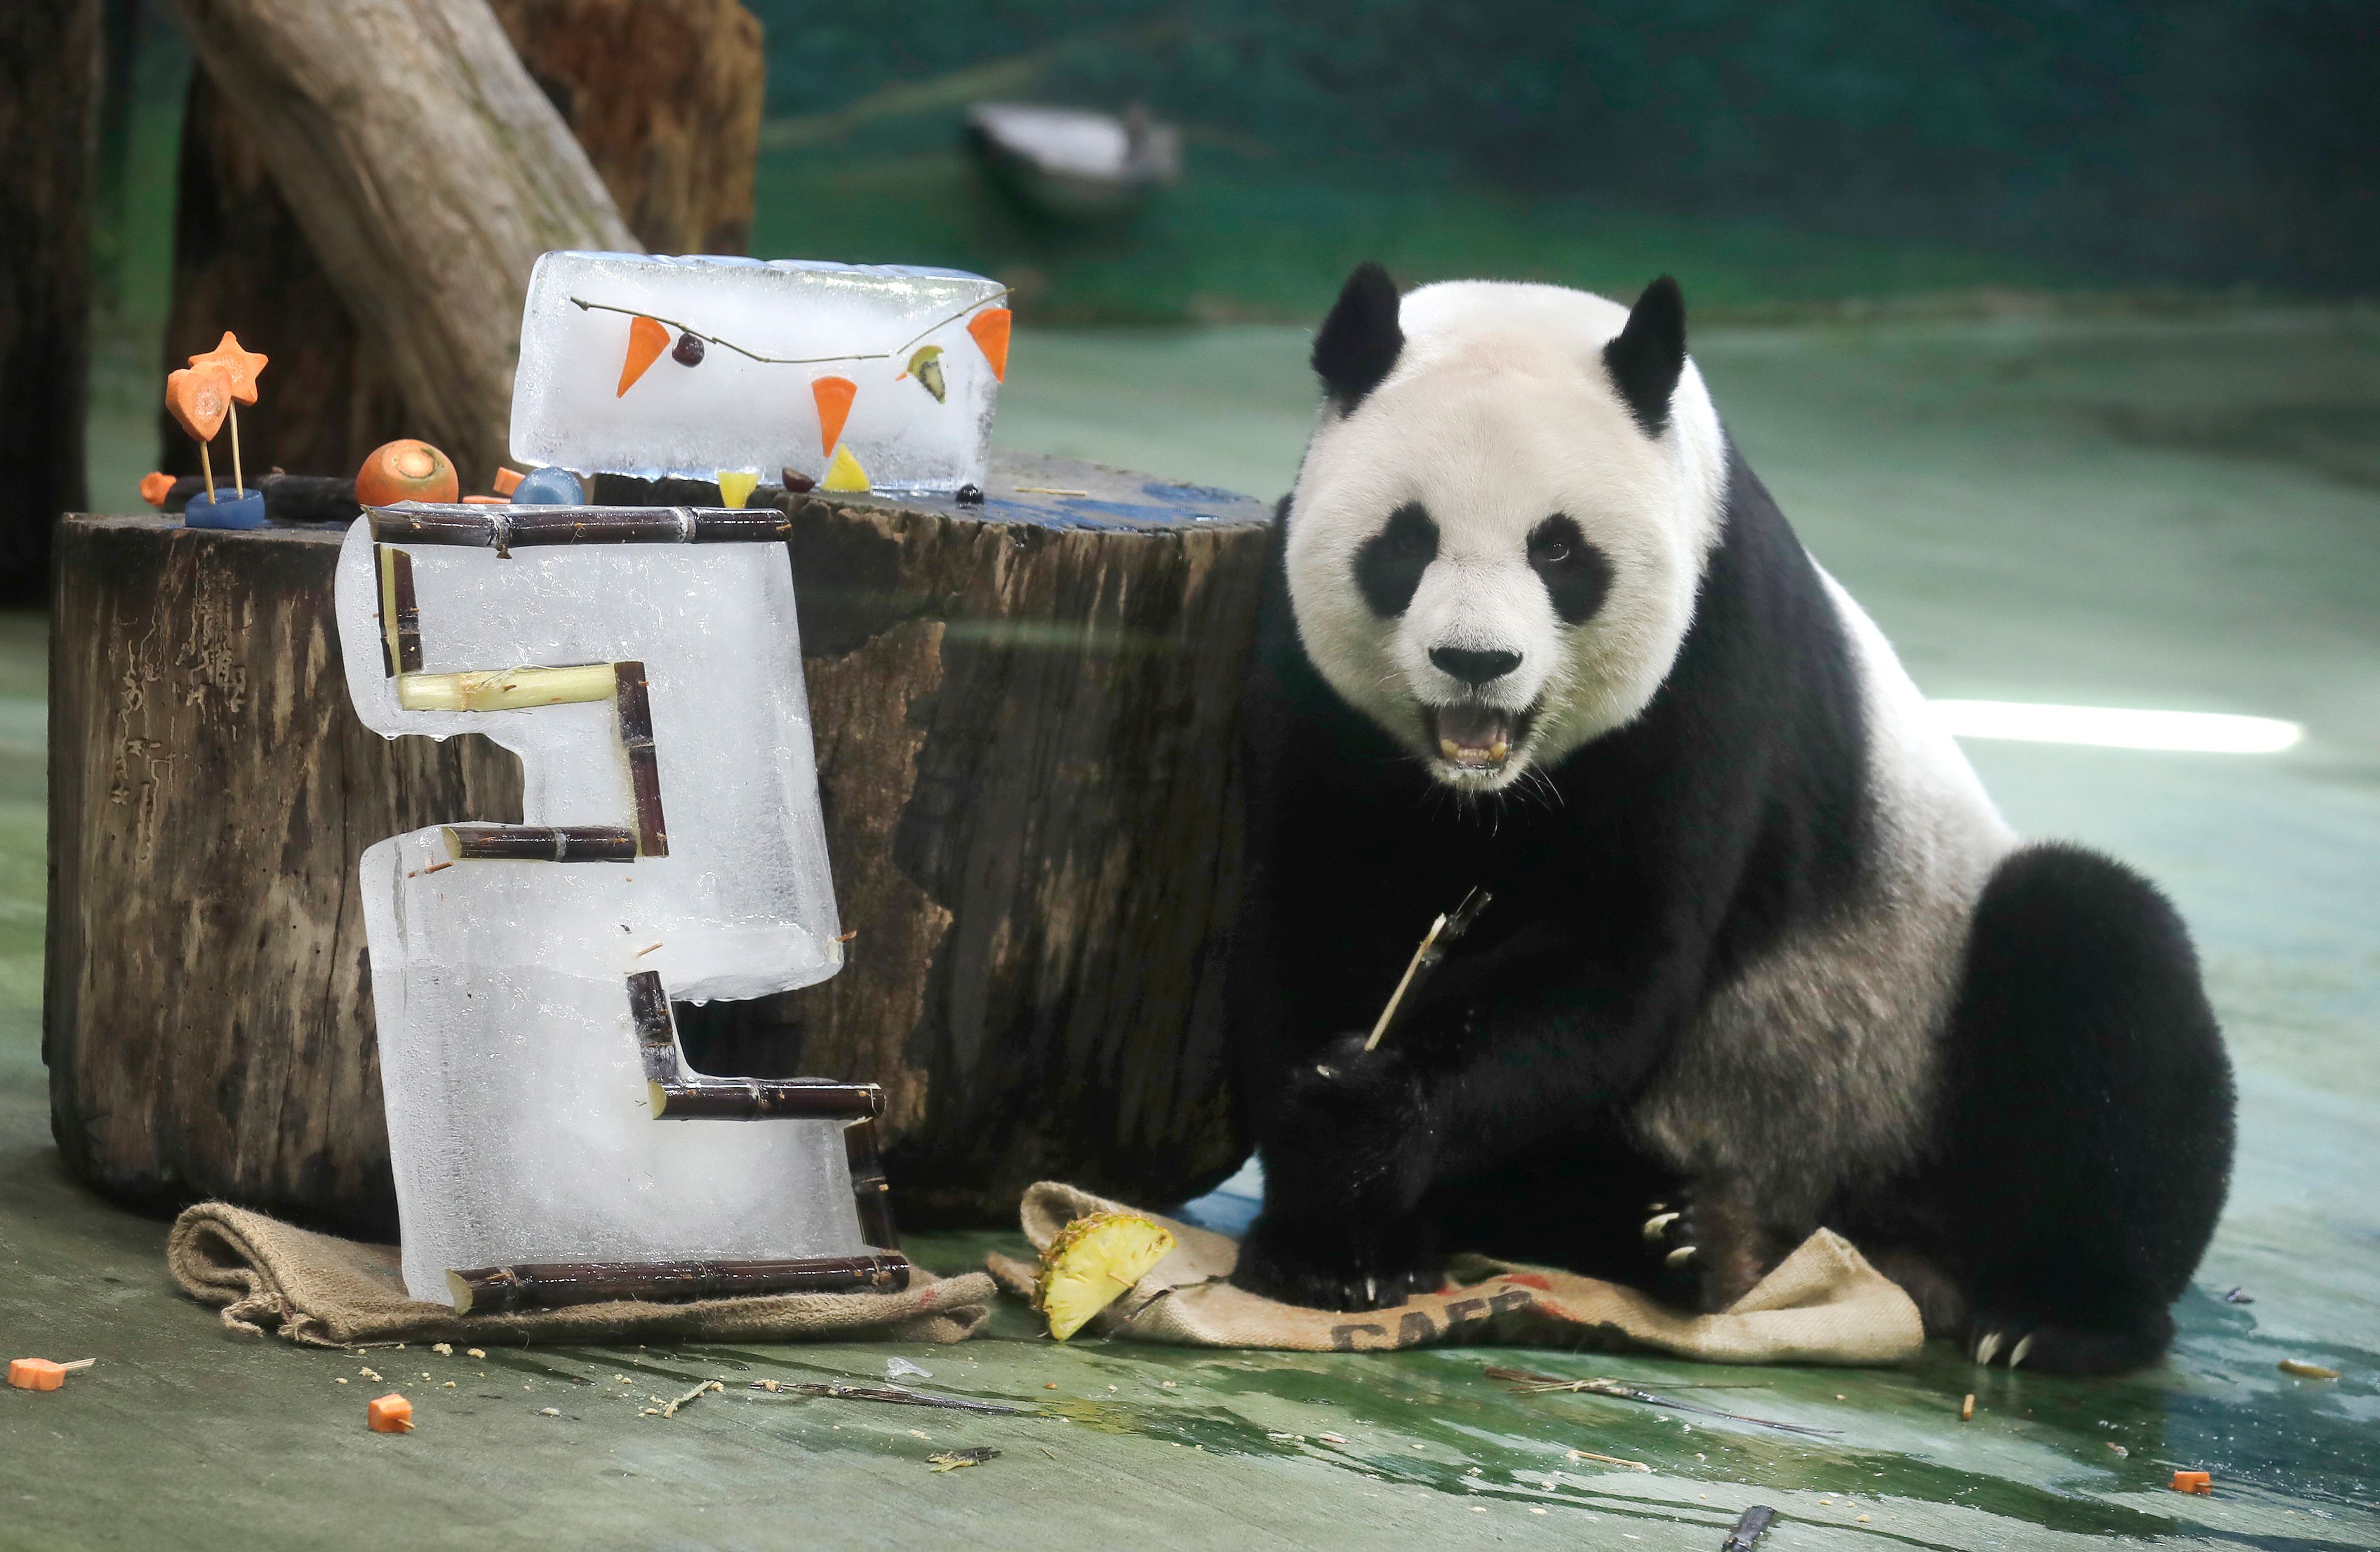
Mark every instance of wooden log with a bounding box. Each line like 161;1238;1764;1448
703;455;1271;1224
159;0;762;489
164;0;637;487
46;516;523;1232
46;456;1272;1228
0;0;102;604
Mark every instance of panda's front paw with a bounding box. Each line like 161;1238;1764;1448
1230;1210;1442;1312
1258;1034;1435;1224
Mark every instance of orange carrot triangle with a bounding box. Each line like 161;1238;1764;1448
618;316;670;397
967;307;1011;382
813;376;858;457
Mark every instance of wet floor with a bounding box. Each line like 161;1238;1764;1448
6;308;2377;1548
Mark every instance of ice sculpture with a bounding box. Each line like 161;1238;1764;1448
333;503;902;1309
509;252;1011;495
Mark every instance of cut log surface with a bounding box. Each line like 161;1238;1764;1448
47;457;1273;1229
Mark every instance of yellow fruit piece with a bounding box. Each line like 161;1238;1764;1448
821;445;871;493
1033;1211;1176;1341
715;469;759;509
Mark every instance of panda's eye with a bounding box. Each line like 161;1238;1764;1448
1529;536;1572;566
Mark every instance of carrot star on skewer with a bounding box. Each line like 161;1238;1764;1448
187;332;268;495
189;331;268;404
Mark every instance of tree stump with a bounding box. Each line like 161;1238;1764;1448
47;457;1274;1230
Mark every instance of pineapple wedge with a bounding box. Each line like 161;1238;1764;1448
1032;1211;1177;1341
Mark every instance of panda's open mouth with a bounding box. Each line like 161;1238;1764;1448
1428;702;1532;775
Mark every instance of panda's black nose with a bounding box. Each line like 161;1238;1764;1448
1429;646;1522;687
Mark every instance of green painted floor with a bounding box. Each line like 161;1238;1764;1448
9;309;2378;1549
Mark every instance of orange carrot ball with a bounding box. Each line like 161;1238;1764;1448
367;1392;414;1432
7;1358;66;1391
2170;1470;2211;1495
355;440;459;508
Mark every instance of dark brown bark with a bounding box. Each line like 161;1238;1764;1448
684;454;1274;1224
48;457;1272;1229
493;0;763;257
0;0;102;604
46;514;523;1233
161;0;763;485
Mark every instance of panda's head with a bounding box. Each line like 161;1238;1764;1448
1284;266;1729;793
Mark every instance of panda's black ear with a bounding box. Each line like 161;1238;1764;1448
1313;262;1404;414
1603;276;1686;437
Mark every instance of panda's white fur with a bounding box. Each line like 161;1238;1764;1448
1634;568;2019;1220
1285;282;1728;790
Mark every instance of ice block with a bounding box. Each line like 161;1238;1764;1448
509;252;1010;494
333;509;867;1303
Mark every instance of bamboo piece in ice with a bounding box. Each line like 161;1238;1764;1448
444;1252;912;1315
614;661;669;857
374;545;423;676
395;662;617;712
845;1117;900;1250
368;504;793;549
441;824;637;863
627;971;883;1121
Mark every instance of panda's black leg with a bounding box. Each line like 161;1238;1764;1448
1923;843;2234;1375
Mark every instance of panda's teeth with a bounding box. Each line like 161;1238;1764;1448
1489;740;1509;762
1439;738;1461;760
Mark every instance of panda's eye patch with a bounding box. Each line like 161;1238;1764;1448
1353;501;1438;618
1527;514;1611;625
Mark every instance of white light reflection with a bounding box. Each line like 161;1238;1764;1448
1928;700;2302;754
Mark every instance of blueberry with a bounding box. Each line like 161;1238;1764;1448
781;467;816;494
672;332;705;367
956;483;985;506
511;466;586;506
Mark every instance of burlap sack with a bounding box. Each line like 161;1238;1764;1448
989;1183;1922;1364
170;1202;995;1347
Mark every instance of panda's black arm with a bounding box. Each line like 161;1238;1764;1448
1378;922;1706;1173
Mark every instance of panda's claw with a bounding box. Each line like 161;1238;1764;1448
1973;1330;2003;1365
1664;1244;1698;1268
1642;1210;1681;1243
2007;1333;2035;1369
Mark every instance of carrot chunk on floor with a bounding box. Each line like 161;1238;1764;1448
7;1359;65;1391
368;1393;414;1432
2171;1470;2211;1495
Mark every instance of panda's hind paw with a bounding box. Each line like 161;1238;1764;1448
1963;1312;2172;1375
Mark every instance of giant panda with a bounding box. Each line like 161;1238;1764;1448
1225;263;2236;1374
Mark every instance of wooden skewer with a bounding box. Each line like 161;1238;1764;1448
198;439;216;505
229;402;244;495
1364;886;1492;1051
